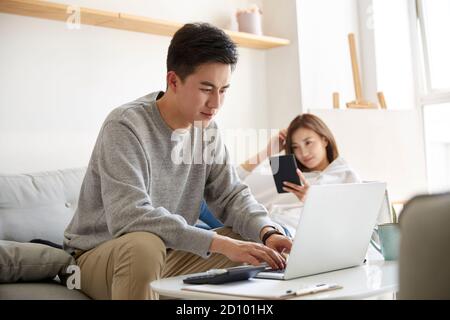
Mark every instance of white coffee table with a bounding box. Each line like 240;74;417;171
151;256;398;300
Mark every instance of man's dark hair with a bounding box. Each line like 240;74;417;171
167;23;238;81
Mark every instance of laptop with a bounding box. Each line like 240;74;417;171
256;182;386;280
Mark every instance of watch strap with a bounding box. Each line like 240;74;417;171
262;228;283;245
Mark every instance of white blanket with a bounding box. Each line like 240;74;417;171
237;157;370;236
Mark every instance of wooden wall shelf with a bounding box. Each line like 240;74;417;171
0;0;290;49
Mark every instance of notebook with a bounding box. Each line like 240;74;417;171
182;278;342;299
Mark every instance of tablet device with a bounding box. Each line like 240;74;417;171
269;154;302;193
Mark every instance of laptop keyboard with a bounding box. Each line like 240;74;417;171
265;268;285;274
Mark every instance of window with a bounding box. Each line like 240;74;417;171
419;0;450;91
416;0;450;192
424;103;450;193
372;0;415;110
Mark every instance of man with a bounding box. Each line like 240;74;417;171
64;23;292;300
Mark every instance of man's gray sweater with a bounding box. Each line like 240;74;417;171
64;92;278;258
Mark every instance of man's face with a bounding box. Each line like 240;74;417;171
173;62;231;127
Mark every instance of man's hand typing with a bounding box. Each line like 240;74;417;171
209;234;286;270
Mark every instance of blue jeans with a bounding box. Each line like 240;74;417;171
197;201;292;238
197;201;223;229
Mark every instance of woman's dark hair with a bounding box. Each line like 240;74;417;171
285;113;339;172
167;23;239;81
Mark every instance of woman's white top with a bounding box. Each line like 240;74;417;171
236;156;361;236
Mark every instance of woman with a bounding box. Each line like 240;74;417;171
199;114;361;236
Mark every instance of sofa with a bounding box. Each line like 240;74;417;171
0;168;90;299
0;167;222;300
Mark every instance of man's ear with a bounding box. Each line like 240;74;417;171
167;71;179;92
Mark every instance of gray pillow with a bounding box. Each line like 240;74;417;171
0;167;86;245
0;240;75;283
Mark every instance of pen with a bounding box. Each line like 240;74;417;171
282;283;342;298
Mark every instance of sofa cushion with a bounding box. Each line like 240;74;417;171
0;167;86;245
0;240;75;283
0;282;90;300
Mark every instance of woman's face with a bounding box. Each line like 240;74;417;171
290;127;330;171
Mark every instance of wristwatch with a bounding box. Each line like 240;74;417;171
262;228;283;245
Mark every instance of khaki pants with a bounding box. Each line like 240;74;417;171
76;227;243;300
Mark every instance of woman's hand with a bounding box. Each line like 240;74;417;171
266;129;287;157
282;169;310;202
240;129;287;173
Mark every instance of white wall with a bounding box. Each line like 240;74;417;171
373;0;415;110
263;0;303;129
310;109;428;202
297;0;360;110
0;0;279;173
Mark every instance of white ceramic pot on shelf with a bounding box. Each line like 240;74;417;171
236;11;262;35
